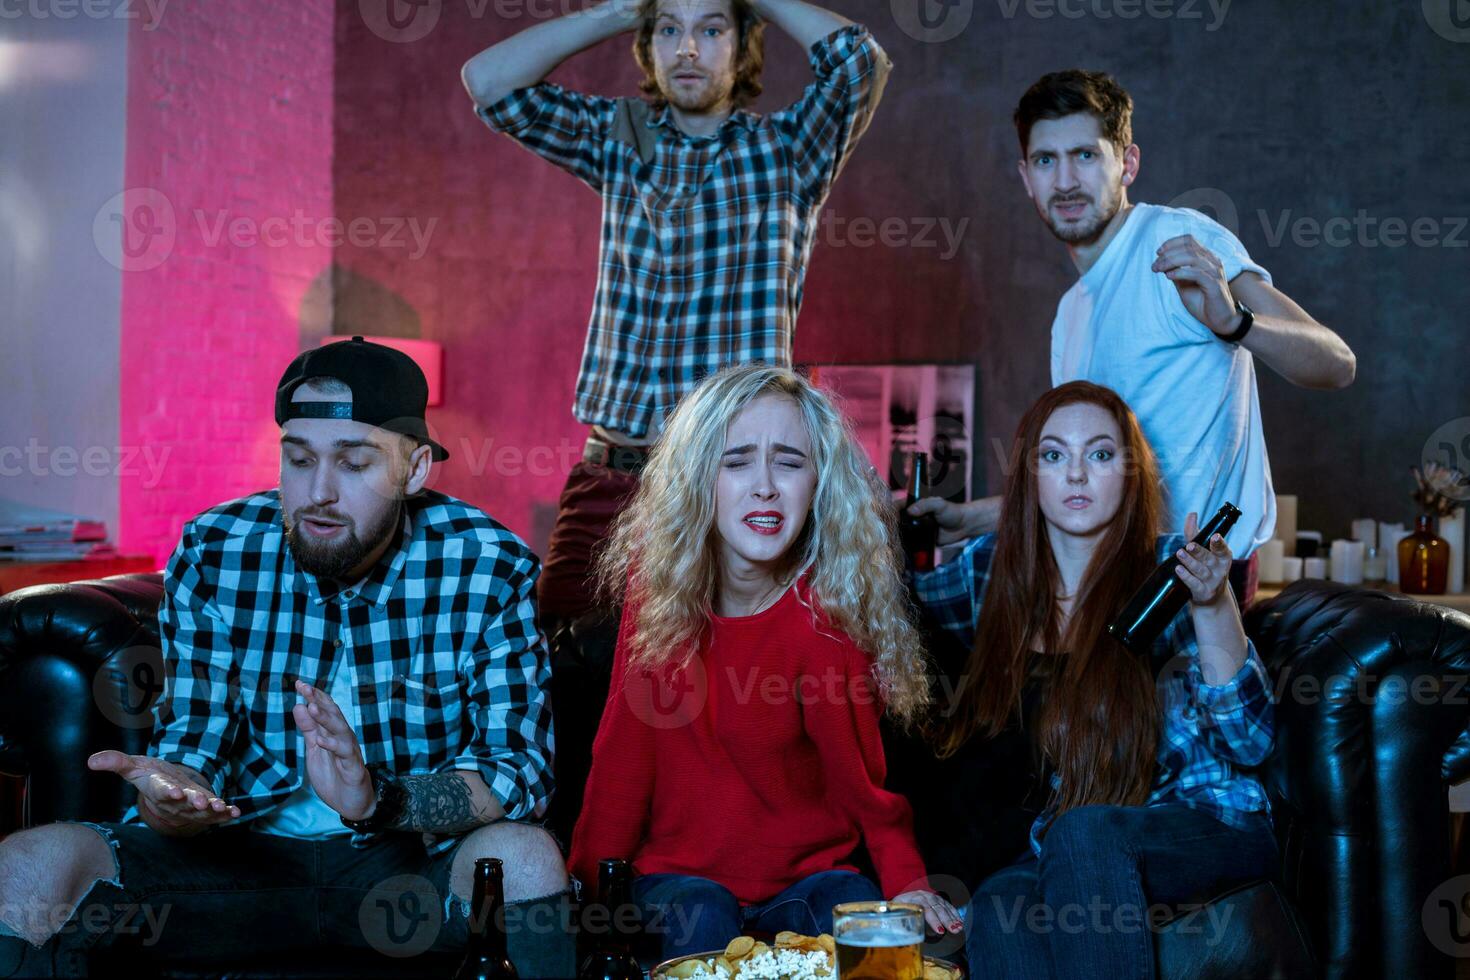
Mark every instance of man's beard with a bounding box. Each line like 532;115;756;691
284;498;403;582
659;71;732;114
1042;187;1122;246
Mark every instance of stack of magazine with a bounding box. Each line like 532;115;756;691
0;500;114;562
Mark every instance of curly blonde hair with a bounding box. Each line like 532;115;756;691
595;364;932;725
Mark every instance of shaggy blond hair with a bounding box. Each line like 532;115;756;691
595;365;932;724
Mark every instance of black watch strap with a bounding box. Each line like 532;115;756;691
341;765;407;833
1221;300;1254;345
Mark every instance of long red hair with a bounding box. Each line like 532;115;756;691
933;382;1165;816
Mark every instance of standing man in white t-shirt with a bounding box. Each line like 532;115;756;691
915;69;1355;604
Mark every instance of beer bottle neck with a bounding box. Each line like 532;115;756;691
469;874;510;959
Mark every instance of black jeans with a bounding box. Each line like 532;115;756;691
5;821;575;978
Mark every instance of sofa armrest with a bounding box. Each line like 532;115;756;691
0;573;165;827
1244;579;1470;978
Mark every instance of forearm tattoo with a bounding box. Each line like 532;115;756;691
389;773;487;834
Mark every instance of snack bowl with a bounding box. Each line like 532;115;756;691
650;939;964;980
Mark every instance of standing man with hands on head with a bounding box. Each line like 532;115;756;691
462;0;892;625
0;338;572;978
912;70;1356;606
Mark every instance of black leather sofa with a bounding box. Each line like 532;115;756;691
2;573;1468;978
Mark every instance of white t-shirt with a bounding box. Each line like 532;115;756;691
251;650;360;840
1050;202;1276;557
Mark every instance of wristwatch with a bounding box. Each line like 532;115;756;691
1220;299;1255;345
340;764;407;833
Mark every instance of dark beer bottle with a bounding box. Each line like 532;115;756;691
455;858;518;980
577;859;642;980
899;452;939;573
1107;502;1242;657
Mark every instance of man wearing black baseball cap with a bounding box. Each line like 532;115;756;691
0;338;575;977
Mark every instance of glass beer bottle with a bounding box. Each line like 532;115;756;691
900;452;939;573
577;859;642;980
1107;502;1242;658
455;858;518;980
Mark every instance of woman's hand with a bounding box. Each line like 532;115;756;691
891;889;964;936
1175;511;1234;607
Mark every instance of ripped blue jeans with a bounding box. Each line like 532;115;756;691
3;820;575;978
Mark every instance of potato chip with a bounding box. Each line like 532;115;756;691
714;956;734;975
724;936;755;960
817;934;836;954
667;959;703;979
750;941;770;957
774;931;801;946
924;966;952;980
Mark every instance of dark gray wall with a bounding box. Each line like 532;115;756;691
344;0;1470;548
785;0;1470;543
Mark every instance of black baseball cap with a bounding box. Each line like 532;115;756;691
275;336;449;461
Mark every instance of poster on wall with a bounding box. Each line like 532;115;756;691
807;364;976;505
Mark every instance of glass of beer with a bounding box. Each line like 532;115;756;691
832;901;923;980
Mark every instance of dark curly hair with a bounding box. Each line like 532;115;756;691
633;0;766;110
1014;69;1134;156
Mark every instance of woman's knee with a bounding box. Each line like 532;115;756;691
639;876;740;950
806;870;880;906
1041;805;1135;856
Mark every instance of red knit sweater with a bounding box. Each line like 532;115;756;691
569;582;929;904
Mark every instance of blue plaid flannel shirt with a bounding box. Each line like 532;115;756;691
477;24;891;437
141;490;555;854
914;533;1274;855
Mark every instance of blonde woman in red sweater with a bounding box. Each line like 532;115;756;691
569;364;962;960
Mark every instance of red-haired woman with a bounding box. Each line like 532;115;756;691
914;381;1277;978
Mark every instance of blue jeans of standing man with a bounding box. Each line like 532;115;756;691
965;804;1279;980
634;870;881;962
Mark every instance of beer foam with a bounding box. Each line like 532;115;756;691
837;927;922;948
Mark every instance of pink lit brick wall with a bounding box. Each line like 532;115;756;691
116;1;335;563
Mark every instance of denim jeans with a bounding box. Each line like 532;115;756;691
633;870;881;962
0;820;576;979
964;804;1279;980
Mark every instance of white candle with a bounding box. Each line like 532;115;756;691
1275;495;1298;557
1304;557;1328;580
1352;518;1377;544
1364;547;1387;583
1281;557;1304;583
1258;539;1286;584
1380;522;1409;584
1442;508;1466;594
1330;539;1365;585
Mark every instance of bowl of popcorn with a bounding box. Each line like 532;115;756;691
651;932;963;980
